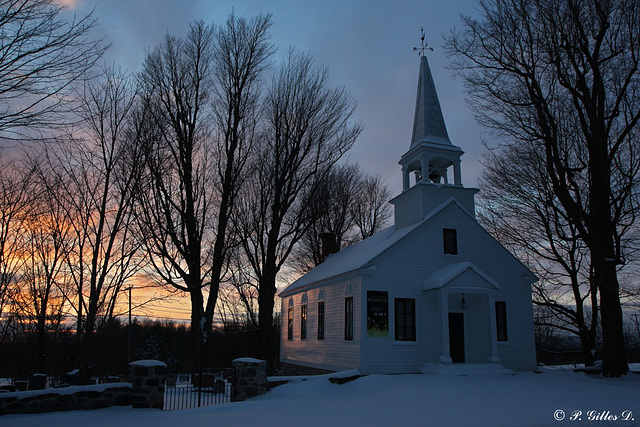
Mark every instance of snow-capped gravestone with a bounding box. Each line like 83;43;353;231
232;358;267;401
129;359;166;409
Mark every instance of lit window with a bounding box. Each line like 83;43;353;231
287;298;294;341
301;304;307;340
300;293;308;340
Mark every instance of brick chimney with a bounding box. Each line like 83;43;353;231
319;232;339;263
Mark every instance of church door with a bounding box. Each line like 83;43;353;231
448;312;465;363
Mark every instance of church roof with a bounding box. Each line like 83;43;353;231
410;55;451;148
280;199;454;296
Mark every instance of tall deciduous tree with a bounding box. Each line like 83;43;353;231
447;0;640;376
14;169;70;372
40;67;143;380
0;160;33;343
135;16;273;369
235;49;362;370
0;0;106;137
352;173;393;240
478;140;600;366
291;164;392;273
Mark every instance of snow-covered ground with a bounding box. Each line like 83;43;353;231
3;366;639;427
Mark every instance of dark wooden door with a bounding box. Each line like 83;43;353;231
448;312;465;363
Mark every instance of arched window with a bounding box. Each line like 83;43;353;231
301;293;308;340
345;282;354;297
287;298;294;340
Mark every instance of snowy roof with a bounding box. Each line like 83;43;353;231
280;201;462;296
280;222;421;296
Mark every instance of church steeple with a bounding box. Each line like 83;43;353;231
399;51;464;191
390;45;478;228
411;55;451;147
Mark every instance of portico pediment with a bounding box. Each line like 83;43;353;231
423;262;499;294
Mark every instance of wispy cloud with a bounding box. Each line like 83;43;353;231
52;0;83;10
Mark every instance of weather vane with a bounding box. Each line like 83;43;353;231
413;28;433;56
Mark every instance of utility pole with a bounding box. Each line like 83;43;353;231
126;286;132;364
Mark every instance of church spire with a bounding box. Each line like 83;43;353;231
390;31;479;228
410;54;451;148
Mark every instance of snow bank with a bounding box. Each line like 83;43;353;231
3;367;639;427
232;357;265;364
268;369;361;383
128;360;167;368
0;383;131;399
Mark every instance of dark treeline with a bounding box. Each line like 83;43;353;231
0;318;269;380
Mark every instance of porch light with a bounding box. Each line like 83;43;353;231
460;294;467;310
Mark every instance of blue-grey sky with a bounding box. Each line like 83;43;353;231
64;0;488;195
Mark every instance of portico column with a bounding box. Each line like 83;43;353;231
487;295;501;363
438;292;452;363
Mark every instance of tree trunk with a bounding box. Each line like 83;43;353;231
578;326;595;368
79;314;96;384
258;271;277;373
189;289;205;370
37;305;46;373
596;263;628;376
589;133;628;377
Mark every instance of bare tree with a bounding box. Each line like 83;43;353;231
235;49;362;370
290;164;392;273
478;140;600;366
0;160;33;343
39;67;143;380
352;173;392;240
0;0;107;137
446;0;640;376
291;163;362;272
12;170;70;371
135;16;273;369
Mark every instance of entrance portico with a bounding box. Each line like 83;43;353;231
423;262;501;365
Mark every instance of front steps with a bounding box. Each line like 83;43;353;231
419;363;514;376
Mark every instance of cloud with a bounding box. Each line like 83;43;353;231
52;0;83;9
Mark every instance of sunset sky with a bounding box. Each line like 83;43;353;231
63;0;489;193
57;0;489;321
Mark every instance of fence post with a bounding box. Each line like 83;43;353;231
232;358;267;402
129;359;167;409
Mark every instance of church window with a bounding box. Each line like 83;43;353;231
318;290;325;340
395;298;416;341
287;298;294;341
300;293;308;340
496;301;508;341
301;304;307;340
443;228;458;255
344;297;354;341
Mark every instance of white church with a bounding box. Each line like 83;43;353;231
279;54;537;375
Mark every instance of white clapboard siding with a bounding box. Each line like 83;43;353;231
280;201;537;373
